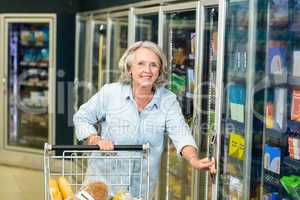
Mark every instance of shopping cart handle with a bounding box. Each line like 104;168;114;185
45;143;149;151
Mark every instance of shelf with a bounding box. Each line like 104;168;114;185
19;61;48;68
265;128;288;147
20;104;47;110
282;157;300;175
288;76;300;87
20;44;48;48
227;154;244;164
264;168;281;177
265;74;288;87
224;119;245;132
227;75;246;84
287;120;300;134
20;83;48;88
265;128;286;135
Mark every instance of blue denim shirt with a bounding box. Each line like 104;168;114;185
73;82;197;197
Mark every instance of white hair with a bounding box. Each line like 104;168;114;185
118;41;168;88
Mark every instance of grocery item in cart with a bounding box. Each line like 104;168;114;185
49;178;63;200
58;176;74;200
75;181;108;200
113;192;142;200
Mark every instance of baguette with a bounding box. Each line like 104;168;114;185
49;178;63;200
58;176;74;200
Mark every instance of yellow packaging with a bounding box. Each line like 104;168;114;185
228;132;245;160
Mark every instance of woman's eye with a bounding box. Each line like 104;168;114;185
137;62;145;66
150;63;159;68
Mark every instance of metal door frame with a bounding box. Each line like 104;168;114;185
214;0;227;198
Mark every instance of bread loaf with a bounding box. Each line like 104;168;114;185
75;181;108;200
49;178;63;200
84;181;108;200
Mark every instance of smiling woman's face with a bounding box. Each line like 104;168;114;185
130;47;161;90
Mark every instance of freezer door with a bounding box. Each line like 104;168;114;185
160;8;197;200
197;6;219;200
4;17;55;151
215;0;264;199
0;14;56;169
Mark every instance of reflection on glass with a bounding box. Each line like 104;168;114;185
163;10;196;200
198;7;218;200
109;17;128;83
219;1;250;199
77;21;89;108
92;23;107;91
135;14;158;43
7;23;50;149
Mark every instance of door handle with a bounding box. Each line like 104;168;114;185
2;77;6;95
209;134;216;184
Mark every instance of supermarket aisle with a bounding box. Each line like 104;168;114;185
0;165;44;200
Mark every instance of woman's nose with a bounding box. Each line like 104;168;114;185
143;64;151;73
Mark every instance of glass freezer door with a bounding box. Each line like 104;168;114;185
216;0;263;199
261;0;300;199
135;13;158;43
5;20;54;151
218;1;250;199
198;6;219;200
162;9;196;200
75;19;107;110
109;16;128;83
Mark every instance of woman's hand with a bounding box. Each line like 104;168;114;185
87;134;114;150
190;157;216;174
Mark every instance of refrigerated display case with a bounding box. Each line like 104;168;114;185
215;0;265;199
261;0;300;199
161;3;197;200
0;14;56;168
216;0;300;199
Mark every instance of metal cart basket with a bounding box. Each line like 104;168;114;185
44;143;150;200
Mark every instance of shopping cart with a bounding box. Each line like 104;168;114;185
44;143;150;200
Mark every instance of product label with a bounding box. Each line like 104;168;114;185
228;133;245;160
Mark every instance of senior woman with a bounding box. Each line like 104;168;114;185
73;41;215;198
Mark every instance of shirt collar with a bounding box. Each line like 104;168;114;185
124;84;134;100
123;84;161;109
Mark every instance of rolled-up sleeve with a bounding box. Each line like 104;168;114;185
73;85;107;141
165;98;198;155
